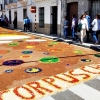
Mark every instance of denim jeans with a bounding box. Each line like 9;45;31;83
72;27;76;38
63;28;68;37
92;31;98;43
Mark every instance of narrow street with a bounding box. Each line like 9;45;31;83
0;27;100;100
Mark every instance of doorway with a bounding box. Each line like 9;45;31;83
67;2;78;36
9;10;11;24
14;12;17;28
51;6;57;34
14;12;17;18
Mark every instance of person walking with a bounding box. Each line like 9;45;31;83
84;11;91;42
1;15;4;27
78;15;89;44
0;16;1;26
13;17;17;29
96;14;100;40
71;14;81;43
5;16;8;27
91;14;99;44
26;16;30;31
63;16;69;39
23;17;27;32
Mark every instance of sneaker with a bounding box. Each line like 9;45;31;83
94;42;98;45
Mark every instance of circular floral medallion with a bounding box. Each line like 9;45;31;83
49;42;58;45
22;50;33;54
25;67;42;73
94;53;100;58
8;43;19;46
40;57;59;63
48;48;65;52
66;64;70;66
28;42;39;45
5;69;13;73
18;40;23;42
80;59;92;62
43;52;49;55
73;50;84;54
20;55;32;58
26;46;35;49
0;50;10;54
2;60;24;66
47;45;54;47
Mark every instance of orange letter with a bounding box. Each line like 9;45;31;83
13;86;35;99
42;78;61;89
69;70;90;79
0;91;3;100
81;66;100;74
88;65;100;70
27;82;52;95
54;74;79;83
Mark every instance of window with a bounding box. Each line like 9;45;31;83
23;9;27;19
91;0;100;19
39;7;44;28
4;0;8;5
9;0;13;3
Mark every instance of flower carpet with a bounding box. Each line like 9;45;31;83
0;27;100;100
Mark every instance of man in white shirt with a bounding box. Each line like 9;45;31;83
96;14;100;40
91;14;99;44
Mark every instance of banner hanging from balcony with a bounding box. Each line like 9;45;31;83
30;6;36;13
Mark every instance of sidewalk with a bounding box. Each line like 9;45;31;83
13;29;100;52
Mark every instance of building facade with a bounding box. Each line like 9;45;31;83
0;0;100;41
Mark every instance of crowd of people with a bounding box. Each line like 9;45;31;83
0;15;8;27
0;15;30;32
0;12;100;45
13;16;30;32
23;16;30;32
63;11;100;44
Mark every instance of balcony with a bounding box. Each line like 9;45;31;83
9;2;17;8
5;4;11;9
34;0;47;2
18;0;28;6
34;0;58;5
18;0;28;2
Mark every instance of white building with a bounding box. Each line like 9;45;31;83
0;0;61;36
0;0;100;42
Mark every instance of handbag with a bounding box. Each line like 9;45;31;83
77;23;82;32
